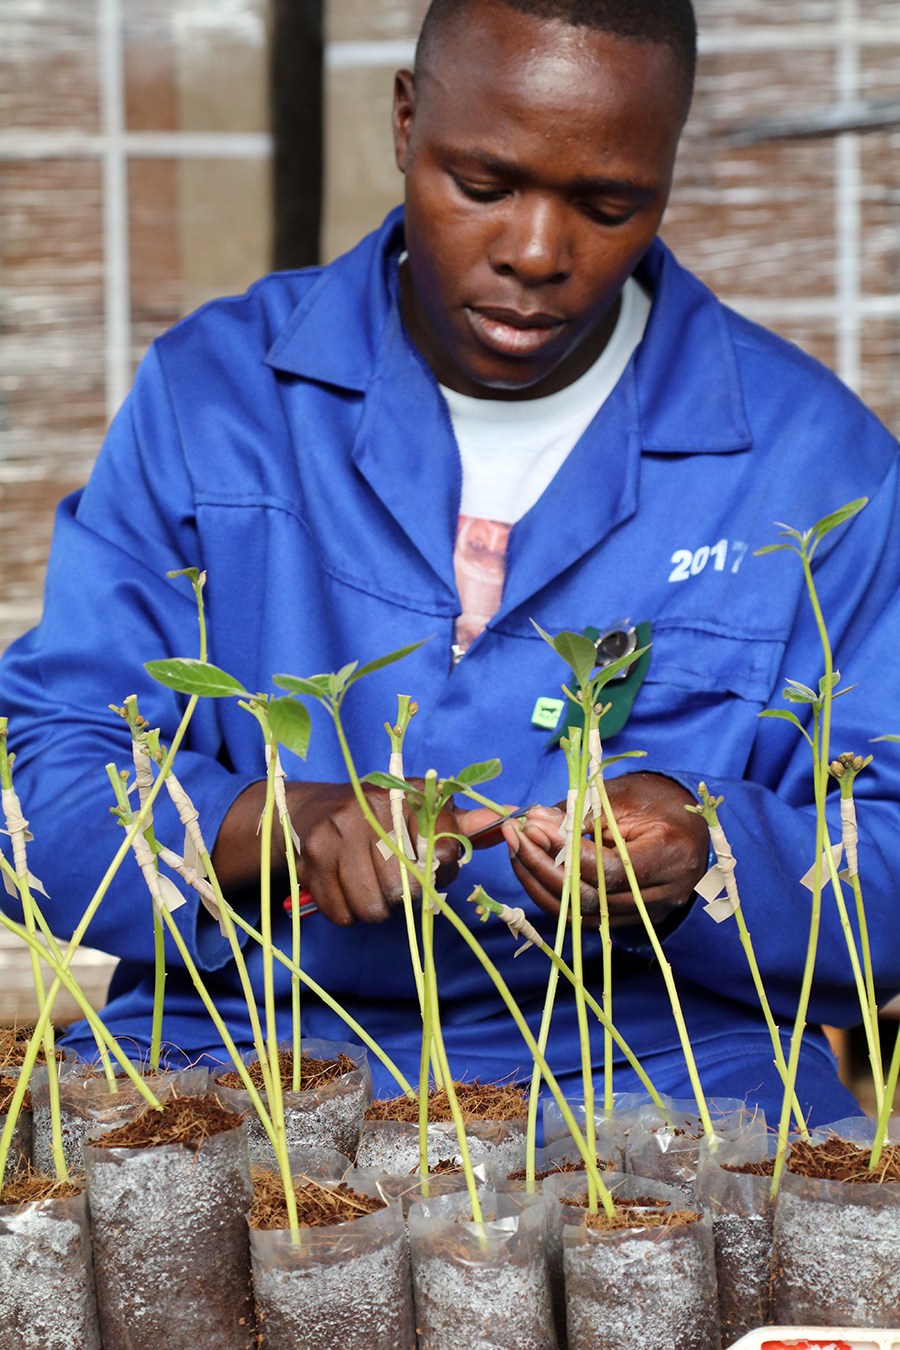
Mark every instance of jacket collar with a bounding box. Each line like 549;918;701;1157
264;210;752;456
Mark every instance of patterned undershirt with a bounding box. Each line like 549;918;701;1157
443;274;652;655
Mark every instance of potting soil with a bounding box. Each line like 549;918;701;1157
84;1105;254;1350
408;1189;557;1350
250;1173;415;1350
0;1187;101;1350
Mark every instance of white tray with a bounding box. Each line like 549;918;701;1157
728;1331;900;1349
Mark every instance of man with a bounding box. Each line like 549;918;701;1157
1;0;898;1121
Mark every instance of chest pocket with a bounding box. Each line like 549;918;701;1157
644;619;786;703
631;618;788;778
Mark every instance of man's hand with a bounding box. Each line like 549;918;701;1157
213;780;467;927
499;772;709;930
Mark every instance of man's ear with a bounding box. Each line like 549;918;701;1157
392;69;417;174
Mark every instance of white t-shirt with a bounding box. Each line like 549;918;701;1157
441;274;652;524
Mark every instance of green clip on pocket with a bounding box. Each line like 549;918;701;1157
546;619;652;747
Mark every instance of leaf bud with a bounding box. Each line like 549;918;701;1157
830;760;845;778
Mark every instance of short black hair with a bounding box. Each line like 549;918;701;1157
416;0;697;95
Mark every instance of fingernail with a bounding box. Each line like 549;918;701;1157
506;829;520;855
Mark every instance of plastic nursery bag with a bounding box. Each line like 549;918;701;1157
250;1167;414;1350
83;1117;254;1350
626;1097;766;1201
542;1092;653;1153
500;1135;622;1192
772;1116;900;1329
0;1108;32;1178
695;1132;778;1344
0;1188;100;1350
282;1146;354;1181
372;1161;493;1217
408;1188;558;1350
545;1170;720;1350
212;1038;371;1164
32;1060;208;1173
356;1116;525;1176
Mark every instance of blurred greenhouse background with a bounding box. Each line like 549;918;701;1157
3;0;900;1031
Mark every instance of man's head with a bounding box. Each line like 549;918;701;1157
393;0;696;397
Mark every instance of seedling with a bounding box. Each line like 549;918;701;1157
755;497;876;1189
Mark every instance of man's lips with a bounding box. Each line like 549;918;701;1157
465;305;567;358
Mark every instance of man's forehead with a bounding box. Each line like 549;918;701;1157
414;6;688;123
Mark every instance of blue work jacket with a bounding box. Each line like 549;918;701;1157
2;208;898;1122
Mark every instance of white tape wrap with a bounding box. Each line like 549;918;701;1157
841;797;859;877
587;729;603;822
555;788;579;869
266;744;303;857
158;844;223;929
496;903;541;955
131;741;154;827
417;835;439;909
133;830;186;915
1;785;33;877
799;841;844;892
697;822;740;923
165;773;208;881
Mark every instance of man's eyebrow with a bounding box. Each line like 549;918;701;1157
451;149;653;194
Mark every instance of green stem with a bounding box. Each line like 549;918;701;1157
418;894;434;1192
283;814;302;1093
525;873;571;1190
329;709;615;1218
872;1018;900;1167
569;726;597;1211
598;779;714;1141
0;909;162;1100
150;907;166;1075
218;904;415;1097
0;722;70;1174
591;768;613;1116
472;888;667;1116
0;857;111;1082
822;845;883;1114
433;889;616;1219
772;553;835;1191
732;900;809;1139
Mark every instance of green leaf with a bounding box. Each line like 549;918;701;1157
758;707;815;747
166;567;201;584
434;831;473;867
454;759;502;788
360;771;415;794
754;544;793;556
273;673;333;701
348;639;431;686
773;522;806;541
809;498;868;553
871;734;900;743
832;683;858;701
597;750;648;771
144;658;248;699
267;698;312;761
592;644;650;691
784;679;818;700
329;662;359;698
531;621;597;692
819;671;841;694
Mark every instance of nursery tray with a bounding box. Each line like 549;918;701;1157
728;1329;900;1350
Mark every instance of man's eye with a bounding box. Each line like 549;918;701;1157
582;202;638;227
452;176;507;203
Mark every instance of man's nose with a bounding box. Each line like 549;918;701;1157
489;197;571;286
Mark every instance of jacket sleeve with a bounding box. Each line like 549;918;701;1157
0;344;262;972
658;459;900;1028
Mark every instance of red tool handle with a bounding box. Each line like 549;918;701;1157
283;889;319;917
